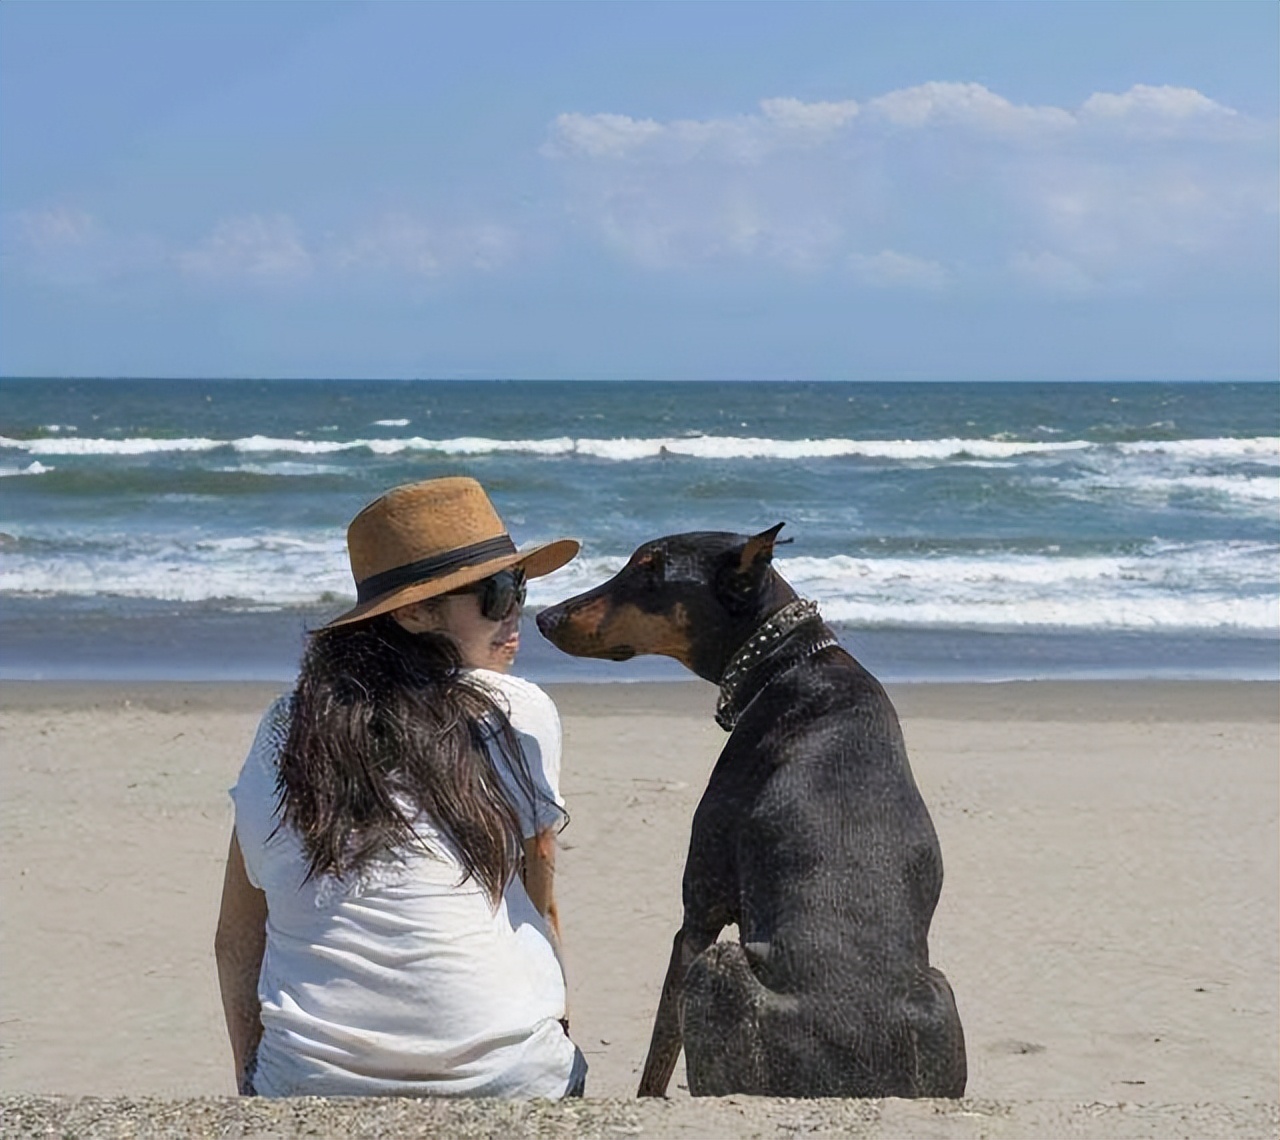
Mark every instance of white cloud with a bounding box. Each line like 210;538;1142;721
759;97;860;133
868;82;1073;134
335;214;442;275
862;82;1241;139
547;84;1253;167
544;96;860;165
10;206;97;248
3;207;164;285
1079;84;1240;137
1009;251;1096;294
334;214;519;276
1019;144;1276;283
849;250;948;290
6;207;521;289
544;113;666;160
592;190;846;271
176;214;312;281
7;82;1271;296
544;82;1276;286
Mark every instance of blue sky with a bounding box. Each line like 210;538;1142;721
1;1;1276;381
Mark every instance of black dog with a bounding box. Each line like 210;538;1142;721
536;525;966;1098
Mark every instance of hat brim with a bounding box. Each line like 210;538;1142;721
323;537;580;629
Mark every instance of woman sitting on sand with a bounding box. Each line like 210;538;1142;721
215;477;585;1098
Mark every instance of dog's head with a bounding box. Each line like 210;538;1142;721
535;524;792;681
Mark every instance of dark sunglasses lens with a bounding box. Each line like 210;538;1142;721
481;570;526;620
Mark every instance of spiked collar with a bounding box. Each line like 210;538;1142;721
715;599;838;732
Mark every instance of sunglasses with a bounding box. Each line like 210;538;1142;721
454;567;527;621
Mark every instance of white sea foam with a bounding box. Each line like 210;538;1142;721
0;530;353;606
0;435;224;456
1060;467;1280;513
222;461;341;478
1175;474;1280;502
778;544;1279;631
524;556;627;604
365;436;578;456
4;432;1276;465
372;418;410;427
16;536;1267;633
817;594;1275;630
0;461;54;477
570;436;1092;461
1129;473;1280;504
1117;437;1280;463
531;543;1280;632
232;435;351;454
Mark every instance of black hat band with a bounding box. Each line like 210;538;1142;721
355;535;518;604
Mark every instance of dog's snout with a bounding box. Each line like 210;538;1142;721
536;594;614;653
534;607;562;637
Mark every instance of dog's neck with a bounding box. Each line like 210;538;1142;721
691;572;796;682
715;599;837;732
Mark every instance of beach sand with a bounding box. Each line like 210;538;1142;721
1;680;1276;1136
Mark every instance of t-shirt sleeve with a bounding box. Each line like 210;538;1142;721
479;675;568;839
229;694;292;890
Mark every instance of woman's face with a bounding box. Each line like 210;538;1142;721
393;590;521;672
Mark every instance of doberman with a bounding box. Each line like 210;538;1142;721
536;525;966;1099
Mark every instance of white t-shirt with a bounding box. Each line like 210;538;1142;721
230;669;577;1098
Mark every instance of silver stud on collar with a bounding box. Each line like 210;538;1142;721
716;599;835;731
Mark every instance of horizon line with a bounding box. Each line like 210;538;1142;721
3;375;1276;385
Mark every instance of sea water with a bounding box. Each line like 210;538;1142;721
1;378;1276;682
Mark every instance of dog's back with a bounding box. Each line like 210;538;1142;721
537;525;966;1097
683;648;964;1095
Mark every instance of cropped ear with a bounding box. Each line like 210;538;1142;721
718;523;786;614
737;522;786;573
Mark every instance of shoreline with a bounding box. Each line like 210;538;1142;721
3;600;1276;685
2;676;1277;720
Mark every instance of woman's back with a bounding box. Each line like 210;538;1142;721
232;672;578;1098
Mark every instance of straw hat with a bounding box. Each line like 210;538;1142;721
326;477;579;627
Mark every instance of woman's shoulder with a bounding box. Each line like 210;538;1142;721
240;692;294;779
465;670;559;735
467;670;567;827
466;669;554;710
258;691;294;744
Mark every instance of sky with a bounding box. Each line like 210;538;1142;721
1;1;1276;381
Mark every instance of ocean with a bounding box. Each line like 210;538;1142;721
1;378;1277;683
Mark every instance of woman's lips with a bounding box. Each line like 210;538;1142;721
489;614;521;663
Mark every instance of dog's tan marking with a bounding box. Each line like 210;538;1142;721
599;602;694;666
560;595;610;637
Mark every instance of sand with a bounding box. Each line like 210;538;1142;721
1;679;1276;1137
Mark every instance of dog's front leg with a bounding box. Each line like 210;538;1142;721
638;927;715;1096
638;929;689;1097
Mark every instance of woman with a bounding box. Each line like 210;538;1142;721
215;477;585;1098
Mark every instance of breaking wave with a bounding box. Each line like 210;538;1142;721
4;433;1276;464
2;538;1274;634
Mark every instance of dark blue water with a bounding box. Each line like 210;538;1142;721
2;378;1277;681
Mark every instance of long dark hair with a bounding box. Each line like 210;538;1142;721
276;613;543;904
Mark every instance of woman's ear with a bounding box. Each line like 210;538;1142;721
391;598;443;634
